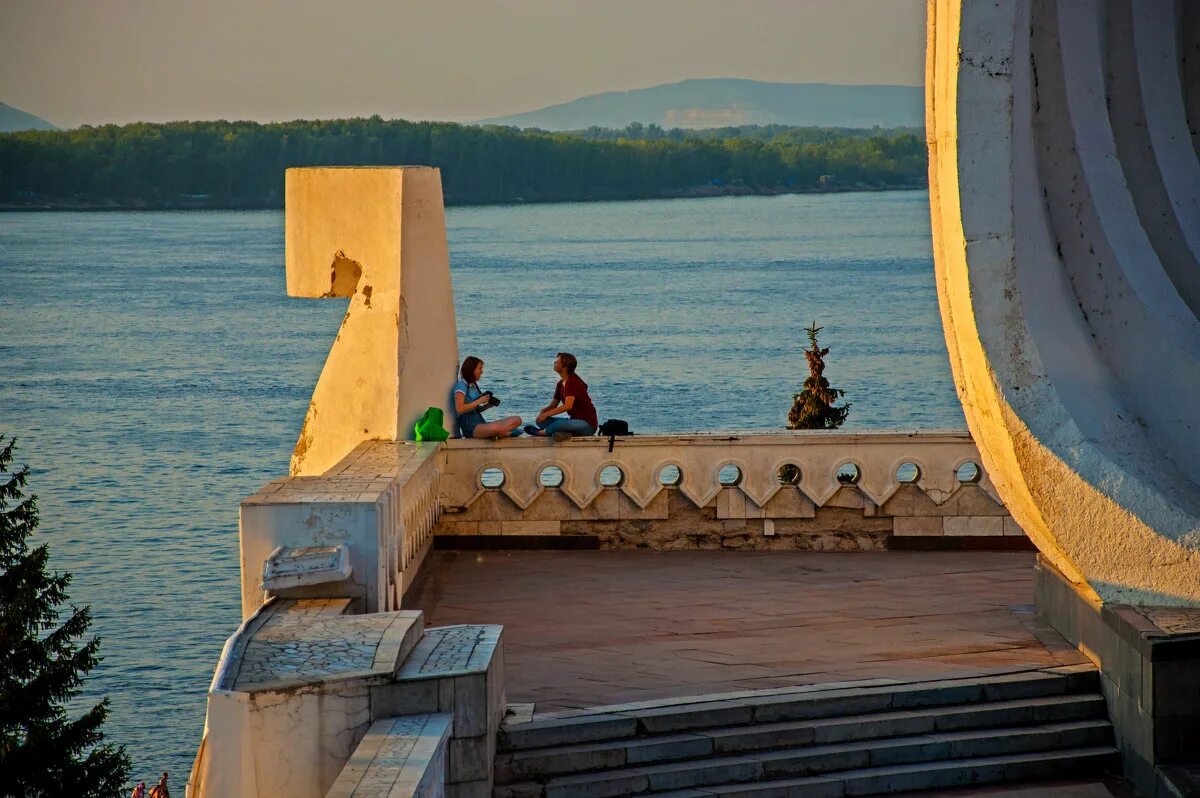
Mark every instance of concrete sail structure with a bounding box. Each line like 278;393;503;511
926;0;1200;606
285;167;460;477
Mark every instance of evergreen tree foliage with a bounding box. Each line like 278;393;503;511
0;435;131;797
787;323;851;430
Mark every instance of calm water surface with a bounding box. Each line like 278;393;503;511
0;191;962;783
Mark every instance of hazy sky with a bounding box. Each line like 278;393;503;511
2;0;925;128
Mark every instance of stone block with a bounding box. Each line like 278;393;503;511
1002;516;1025;536
753;745;869;777
501;521;560;535
624;734;713;764
544;770;649;798
867;738;952;767
523;490;577;522
442;521;478;536
446;778;491;798
754;691;894;724
448;735;490;783
717;489;747;519
823;486;865;510
634;701;753;733
574;489;621;521
501;716;638;749
950;484;1008;515
453;673;488;737
942;516;1003;536
493;783;544;798
879;485;916;517
893;516;944;537
438;677;456;713
708;722;814;753
496;744;626;783
462;489;524;522
814;709;934;743
762;487;816;519
372;679;440;715
640;758;762;791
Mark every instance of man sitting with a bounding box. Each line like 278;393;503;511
526;352;598;441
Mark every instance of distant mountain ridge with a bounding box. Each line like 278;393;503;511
477;78;923;131
0;102;56;132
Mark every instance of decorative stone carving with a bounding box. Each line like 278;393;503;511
926;0;1200;605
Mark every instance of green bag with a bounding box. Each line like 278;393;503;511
414;407;450;442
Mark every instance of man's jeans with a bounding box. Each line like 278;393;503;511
539;417;596;437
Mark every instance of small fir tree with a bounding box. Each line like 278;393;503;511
0;435;131;796
787;322;851;430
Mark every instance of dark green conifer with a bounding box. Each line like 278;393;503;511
787;322;851;430
0;435;131;796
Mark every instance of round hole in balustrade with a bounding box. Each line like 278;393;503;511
479;467;506;489
836;462;861;484
540;466;564;488
777;464;801;485
598;465;624;487
895;462;920;484
658;464;683;486
718;464;743;486
956;462;982;483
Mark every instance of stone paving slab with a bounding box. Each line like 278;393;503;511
410;551;1082;714
397;624;503;681
227;599;423;692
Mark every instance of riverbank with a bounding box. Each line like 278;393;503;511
0;179;926;211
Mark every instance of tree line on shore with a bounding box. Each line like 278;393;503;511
0;117;926;209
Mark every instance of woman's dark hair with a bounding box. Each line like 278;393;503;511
460;356;483;384
557;352;577;375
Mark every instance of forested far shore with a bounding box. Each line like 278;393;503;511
0;117;927;209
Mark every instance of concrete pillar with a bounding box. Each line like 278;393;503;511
285;167;459;477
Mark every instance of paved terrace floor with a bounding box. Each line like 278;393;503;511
410;550;1085;713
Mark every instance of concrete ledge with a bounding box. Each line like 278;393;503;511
1036;556;1200;796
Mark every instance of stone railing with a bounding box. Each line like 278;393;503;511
436;431;1027;550
238;441;441;620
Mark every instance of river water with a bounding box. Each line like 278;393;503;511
0;190;961;783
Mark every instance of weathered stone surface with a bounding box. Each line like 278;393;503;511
894;517;944;537
927;0;1200;604
284;168;458;477
434;433;1021;549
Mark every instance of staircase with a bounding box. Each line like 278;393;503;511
494;667;1118;798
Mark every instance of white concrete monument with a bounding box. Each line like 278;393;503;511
926;0;1200;607
285;167;459;477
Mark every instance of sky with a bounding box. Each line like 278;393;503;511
1;0;926;129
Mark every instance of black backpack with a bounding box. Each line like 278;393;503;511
598;419;631;452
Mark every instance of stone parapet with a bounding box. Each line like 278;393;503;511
435;431;1026;550
239;441;442;619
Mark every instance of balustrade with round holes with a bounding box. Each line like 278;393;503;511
436;432;1025;547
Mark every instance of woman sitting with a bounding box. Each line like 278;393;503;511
453;356;523;439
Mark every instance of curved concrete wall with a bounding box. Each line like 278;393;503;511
927;0;1200;605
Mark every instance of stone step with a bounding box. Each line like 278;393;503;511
326;713;451;798
495;719;1111;796
499;668;1095;752
650;747;1121;798
496;707;1110;785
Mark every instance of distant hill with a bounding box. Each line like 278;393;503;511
477;78;923;131
0;102;56;132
